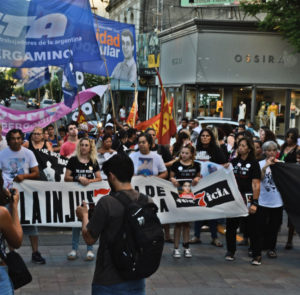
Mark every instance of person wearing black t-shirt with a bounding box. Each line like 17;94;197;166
191;128;228;247
226;137;261;265
170;144;201;258
65;138;102;262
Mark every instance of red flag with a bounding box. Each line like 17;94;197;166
126;91;138;127
77;109;87;124
135;114;160;132
156;69;177;144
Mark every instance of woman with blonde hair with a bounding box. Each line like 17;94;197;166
65;138;102;261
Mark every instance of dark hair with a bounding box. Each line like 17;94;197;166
181;117;189;123
254;140;262;147
127;128;137;138
137;133;153;147
58;126;66;132
238;124;246;130
172;131;190;156
296;149;300;156
102;134;113;142
285;128;298;144
47;124;54;130
121;29;134;45
221;123;233;136
263;129;277;143
102;154;134;183
117;129;128;140
6;129;24;143
238;119;246;124
67;121;78;131
145;127;156;134
217;127;225;141
196;128;217;151
237;137;255;160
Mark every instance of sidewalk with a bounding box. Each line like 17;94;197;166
15;223;300;295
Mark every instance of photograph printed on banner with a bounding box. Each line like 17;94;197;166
176;179;196;205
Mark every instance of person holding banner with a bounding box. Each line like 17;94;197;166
0;129;45;264
191;128;227;247
130;133;167;179
258;141;283;259
170;144;201;258
227;137;261;265
65;138;102;261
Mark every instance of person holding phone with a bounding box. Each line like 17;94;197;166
64;138;102;261
0;170;23;295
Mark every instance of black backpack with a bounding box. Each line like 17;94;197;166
109;191;164;280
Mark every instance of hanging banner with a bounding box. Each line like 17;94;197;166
0;85;108;134
14;168;248;227
0;0;100;68
74;15;137;83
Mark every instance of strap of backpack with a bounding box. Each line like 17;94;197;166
111;191;148;208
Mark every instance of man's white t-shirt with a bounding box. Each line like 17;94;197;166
259;159;283;208
130;151;166;176
0;137;7;151
0;146;38;188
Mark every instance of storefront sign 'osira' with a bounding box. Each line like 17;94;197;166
0;13;67;38
234;52;298;67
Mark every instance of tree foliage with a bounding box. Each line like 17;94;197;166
241;0;300;52
0;71;16;100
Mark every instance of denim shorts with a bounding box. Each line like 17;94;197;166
0;265;14;295
92;279;145;295
22;225;38;236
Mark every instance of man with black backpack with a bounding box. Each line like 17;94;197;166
76;154;164;295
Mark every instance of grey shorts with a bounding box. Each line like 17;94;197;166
22;225;38;236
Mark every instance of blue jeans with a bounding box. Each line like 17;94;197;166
194;219;218;239
92;279;145;295
72;228;93;251
0;266;13;295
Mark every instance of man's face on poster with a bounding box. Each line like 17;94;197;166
122;35;134;60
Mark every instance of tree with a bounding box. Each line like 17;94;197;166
241;0;300;53
0;71;16;100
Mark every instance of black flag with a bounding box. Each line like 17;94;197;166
271;163;300;235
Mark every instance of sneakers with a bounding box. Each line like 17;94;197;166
173;248;181;258
189;237;201;244
225;252;235;261
32;251;46;264
251;256;262;266
211;238;223;247
67;250;78;260
183;248;192;258
267;250;277;259
85;250;95;261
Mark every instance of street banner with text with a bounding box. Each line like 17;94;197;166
0;0;100;68
0;85;108;134
14;168;248;227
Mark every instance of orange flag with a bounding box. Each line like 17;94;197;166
156;69;177;144
77;109;87;124
126;90;138;127
135;99;174;133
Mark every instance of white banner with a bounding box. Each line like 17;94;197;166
14;168;248;227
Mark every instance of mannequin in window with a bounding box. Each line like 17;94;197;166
258;102;266;127
238;101;246;121
267;102;278;133
290;102;300;128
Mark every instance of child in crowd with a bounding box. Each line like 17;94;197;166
170;144;201;258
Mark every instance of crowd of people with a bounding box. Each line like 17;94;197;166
0;116;299;293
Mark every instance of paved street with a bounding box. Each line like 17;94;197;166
14;218;300;295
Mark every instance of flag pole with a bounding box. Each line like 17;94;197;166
132;83;138;128
48;66;59;137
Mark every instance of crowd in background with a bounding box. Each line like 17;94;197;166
0;114;299;270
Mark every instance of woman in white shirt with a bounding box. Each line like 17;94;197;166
258;141;283;259
130;133;167;179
